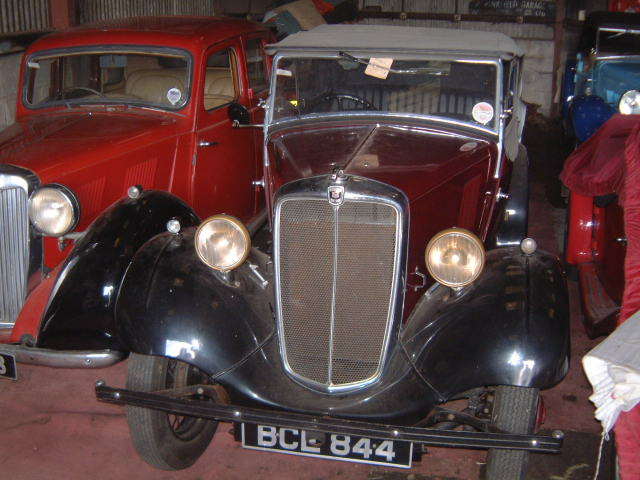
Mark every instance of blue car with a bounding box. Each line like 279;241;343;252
563;12;640;143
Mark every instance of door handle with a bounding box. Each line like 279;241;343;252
198;140;219;147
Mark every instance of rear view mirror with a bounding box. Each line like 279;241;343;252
228;102;250;125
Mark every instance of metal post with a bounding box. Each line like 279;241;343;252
49;0;75;30
551;0;567;117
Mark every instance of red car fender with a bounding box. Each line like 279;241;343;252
566;192;594;265
8;265;61;344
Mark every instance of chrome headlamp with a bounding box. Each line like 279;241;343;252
425;228;485;288
619;90;640;115
28;184;80;237
195;215;250;271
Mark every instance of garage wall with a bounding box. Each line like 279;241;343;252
0;0;50;35
0;53;21;130
78;0;216;23
78;0;270;23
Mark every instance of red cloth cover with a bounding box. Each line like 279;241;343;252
311;0;335;14
562;114;640;478
609;0;640;12
618;123;640;480
560;114;640;198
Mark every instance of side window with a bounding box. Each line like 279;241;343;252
204;48;237;111
246;38;267;94
503;60;514;110
509;61;519;99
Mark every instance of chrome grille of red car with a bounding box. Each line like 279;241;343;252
276;196;399;390
0;187;29;328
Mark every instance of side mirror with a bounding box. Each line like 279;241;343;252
228;102;250;125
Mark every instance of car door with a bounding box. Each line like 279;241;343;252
192;41;256;222
242;34;271;212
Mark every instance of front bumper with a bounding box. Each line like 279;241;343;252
95;382;564;453
0;343;126;368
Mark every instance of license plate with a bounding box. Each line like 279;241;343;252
241;423;413;468
0;352;17;380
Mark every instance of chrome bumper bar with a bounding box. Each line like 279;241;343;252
0;343;126;368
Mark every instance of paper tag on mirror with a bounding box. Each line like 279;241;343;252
365;58;393;79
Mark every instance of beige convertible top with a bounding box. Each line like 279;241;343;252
267;24;523;58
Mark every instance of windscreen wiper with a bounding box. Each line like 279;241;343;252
338;51;447;76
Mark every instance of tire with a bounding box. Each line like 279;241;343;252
485;386;539;480
125;353;218;470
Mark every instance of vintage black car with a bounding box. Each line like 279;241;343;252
93;25;569;479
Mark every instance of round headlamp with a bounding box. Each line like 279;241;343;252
195;215;250;271
619;90;640;115
425;228;485;288
28;185;80;237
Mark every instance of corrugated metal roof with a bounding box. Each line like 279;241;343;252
268;24;523;57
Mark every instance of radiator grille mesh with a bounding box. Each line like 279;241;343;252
278;197;397;388
0;187;29;327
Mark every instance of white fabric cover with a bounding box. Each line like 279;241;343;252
267;24;523;58
583;310;640;433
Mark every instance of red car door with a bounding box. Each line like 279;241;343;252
192;40;257;222
594;200;626;303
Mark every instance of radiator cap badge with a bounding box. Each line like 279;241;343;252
328;185;345;206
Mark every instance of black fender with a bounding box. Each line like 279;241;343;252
36;191;199;350
401;247;570;399
115;228;275;375
490;145;529;248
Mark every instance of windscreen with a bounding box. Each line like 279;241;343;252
598;28;640;54
272;55;498;129
25;49;191;110
593;58;640;106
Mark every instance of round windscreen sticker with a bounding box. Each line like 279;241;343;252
167;87;182;105
472;102;494;125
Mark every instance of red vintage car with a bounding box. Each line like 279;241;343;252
562;114;638;337
0;17;271;368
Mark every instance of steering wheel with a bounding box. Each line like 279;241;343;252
313;91;377;111
61;86;105;98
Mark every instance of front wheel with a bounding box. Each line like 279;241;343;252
125;353;218;470
485;386;539;480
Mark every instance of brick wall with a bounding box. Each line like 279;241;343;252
0;53;22;130
518;39;555;114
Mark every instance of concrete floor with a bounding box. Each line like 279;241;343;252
0;125;606;480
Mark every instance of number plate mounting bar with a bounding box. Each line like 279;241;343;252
95;382;563;453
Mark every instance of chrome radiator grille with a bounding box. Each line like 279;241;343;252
276;196;399;390
0;187;29;328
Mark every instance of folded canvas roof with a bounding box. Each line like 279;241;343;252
267;24;523;58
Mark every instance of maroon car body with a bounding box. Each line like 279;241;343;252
92;25;571;479
267;122;499;313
